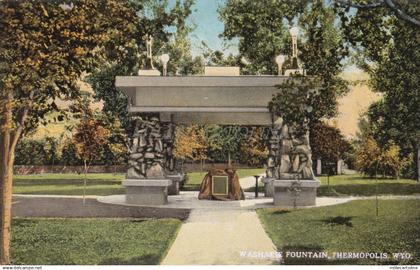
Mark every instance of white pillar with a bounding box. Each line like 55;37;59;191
337;159;343;175
316;158;322;175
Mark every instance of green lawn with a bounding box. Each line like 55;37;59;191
258;199;420;265
317;174;420;196
12;172;420;196
182;168;265;191
11;218;181;265
12;169;265;195
13;173;125;196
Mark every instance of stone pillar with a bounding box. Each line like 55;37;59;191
316;157;322;175
162;122;182;195
262;118;282;197
124;114;171;205
337;159;343;175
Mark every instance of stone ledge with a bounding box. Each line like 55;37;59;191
123;179;172;187
261;177;275;184
273;179;320;188
166;174;184;182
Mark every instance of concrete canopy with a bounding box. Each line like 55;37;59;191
115;76;289;125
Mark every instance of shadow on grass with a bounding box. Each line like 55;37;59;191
322;216;353;227
12;218;38;227
129;219;147;223
272;209;291;215
100;254;160;265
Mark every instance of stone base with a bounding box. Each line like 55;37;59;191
261;177;275;197
123;179;171;205
273;179;320;207
166;174;184;195
137;69;161;76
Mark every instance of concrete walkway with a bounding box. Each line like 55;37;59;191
161;209;279;265
161;176;278;265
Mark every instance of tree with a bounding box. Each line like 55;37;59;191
341;1;420;179
219;0;307;74
0;1;138;264
205;125;244;166
88;0;198;134
356;136;410;178
220;0;349;130
335;0;420;26
311;122;352;163
239;127;268;167
73;116;110;204
173;125;208;169
355;136;382;177
14;137;60;166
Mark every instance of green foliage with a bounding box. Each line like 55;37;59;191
239;127;268;167
173;125;208;161
205;125;245;164
298;2;349;120
11;218;181;265
258;199;420;265
219;0;306;74
355;136;411;178
88;0;198;133
269;77;320;136
174;125;268;166
15;137;60;166
0;0;138;134
311;122;352;162
200;44;238;67
341;1;420;179
60;140;83;166
221;0;349;128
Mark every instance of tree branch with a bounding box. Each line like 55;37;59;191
335;0;385;8
10;91;35;155
335;0;420;27
384;0;420;27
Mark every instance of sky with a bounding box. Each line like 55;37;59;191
185;0;238;56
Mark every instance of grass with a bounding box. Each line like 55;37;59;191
12;172;420;196
12;169;265;195
13;173;125;196
258;199;420;265
247;174;420;197
317;174;420;196
182;168;265;191
11;218;181;265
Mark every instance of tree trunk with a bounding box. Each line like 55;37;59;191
0;135;13;265
228;152;231;167
0;95;14;264
417;145;420;182
83;159;87;205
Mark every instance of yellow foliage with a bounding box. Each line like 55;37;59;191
173;125;208;161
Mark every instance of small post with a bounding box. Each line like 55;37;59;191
253;175;260;198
